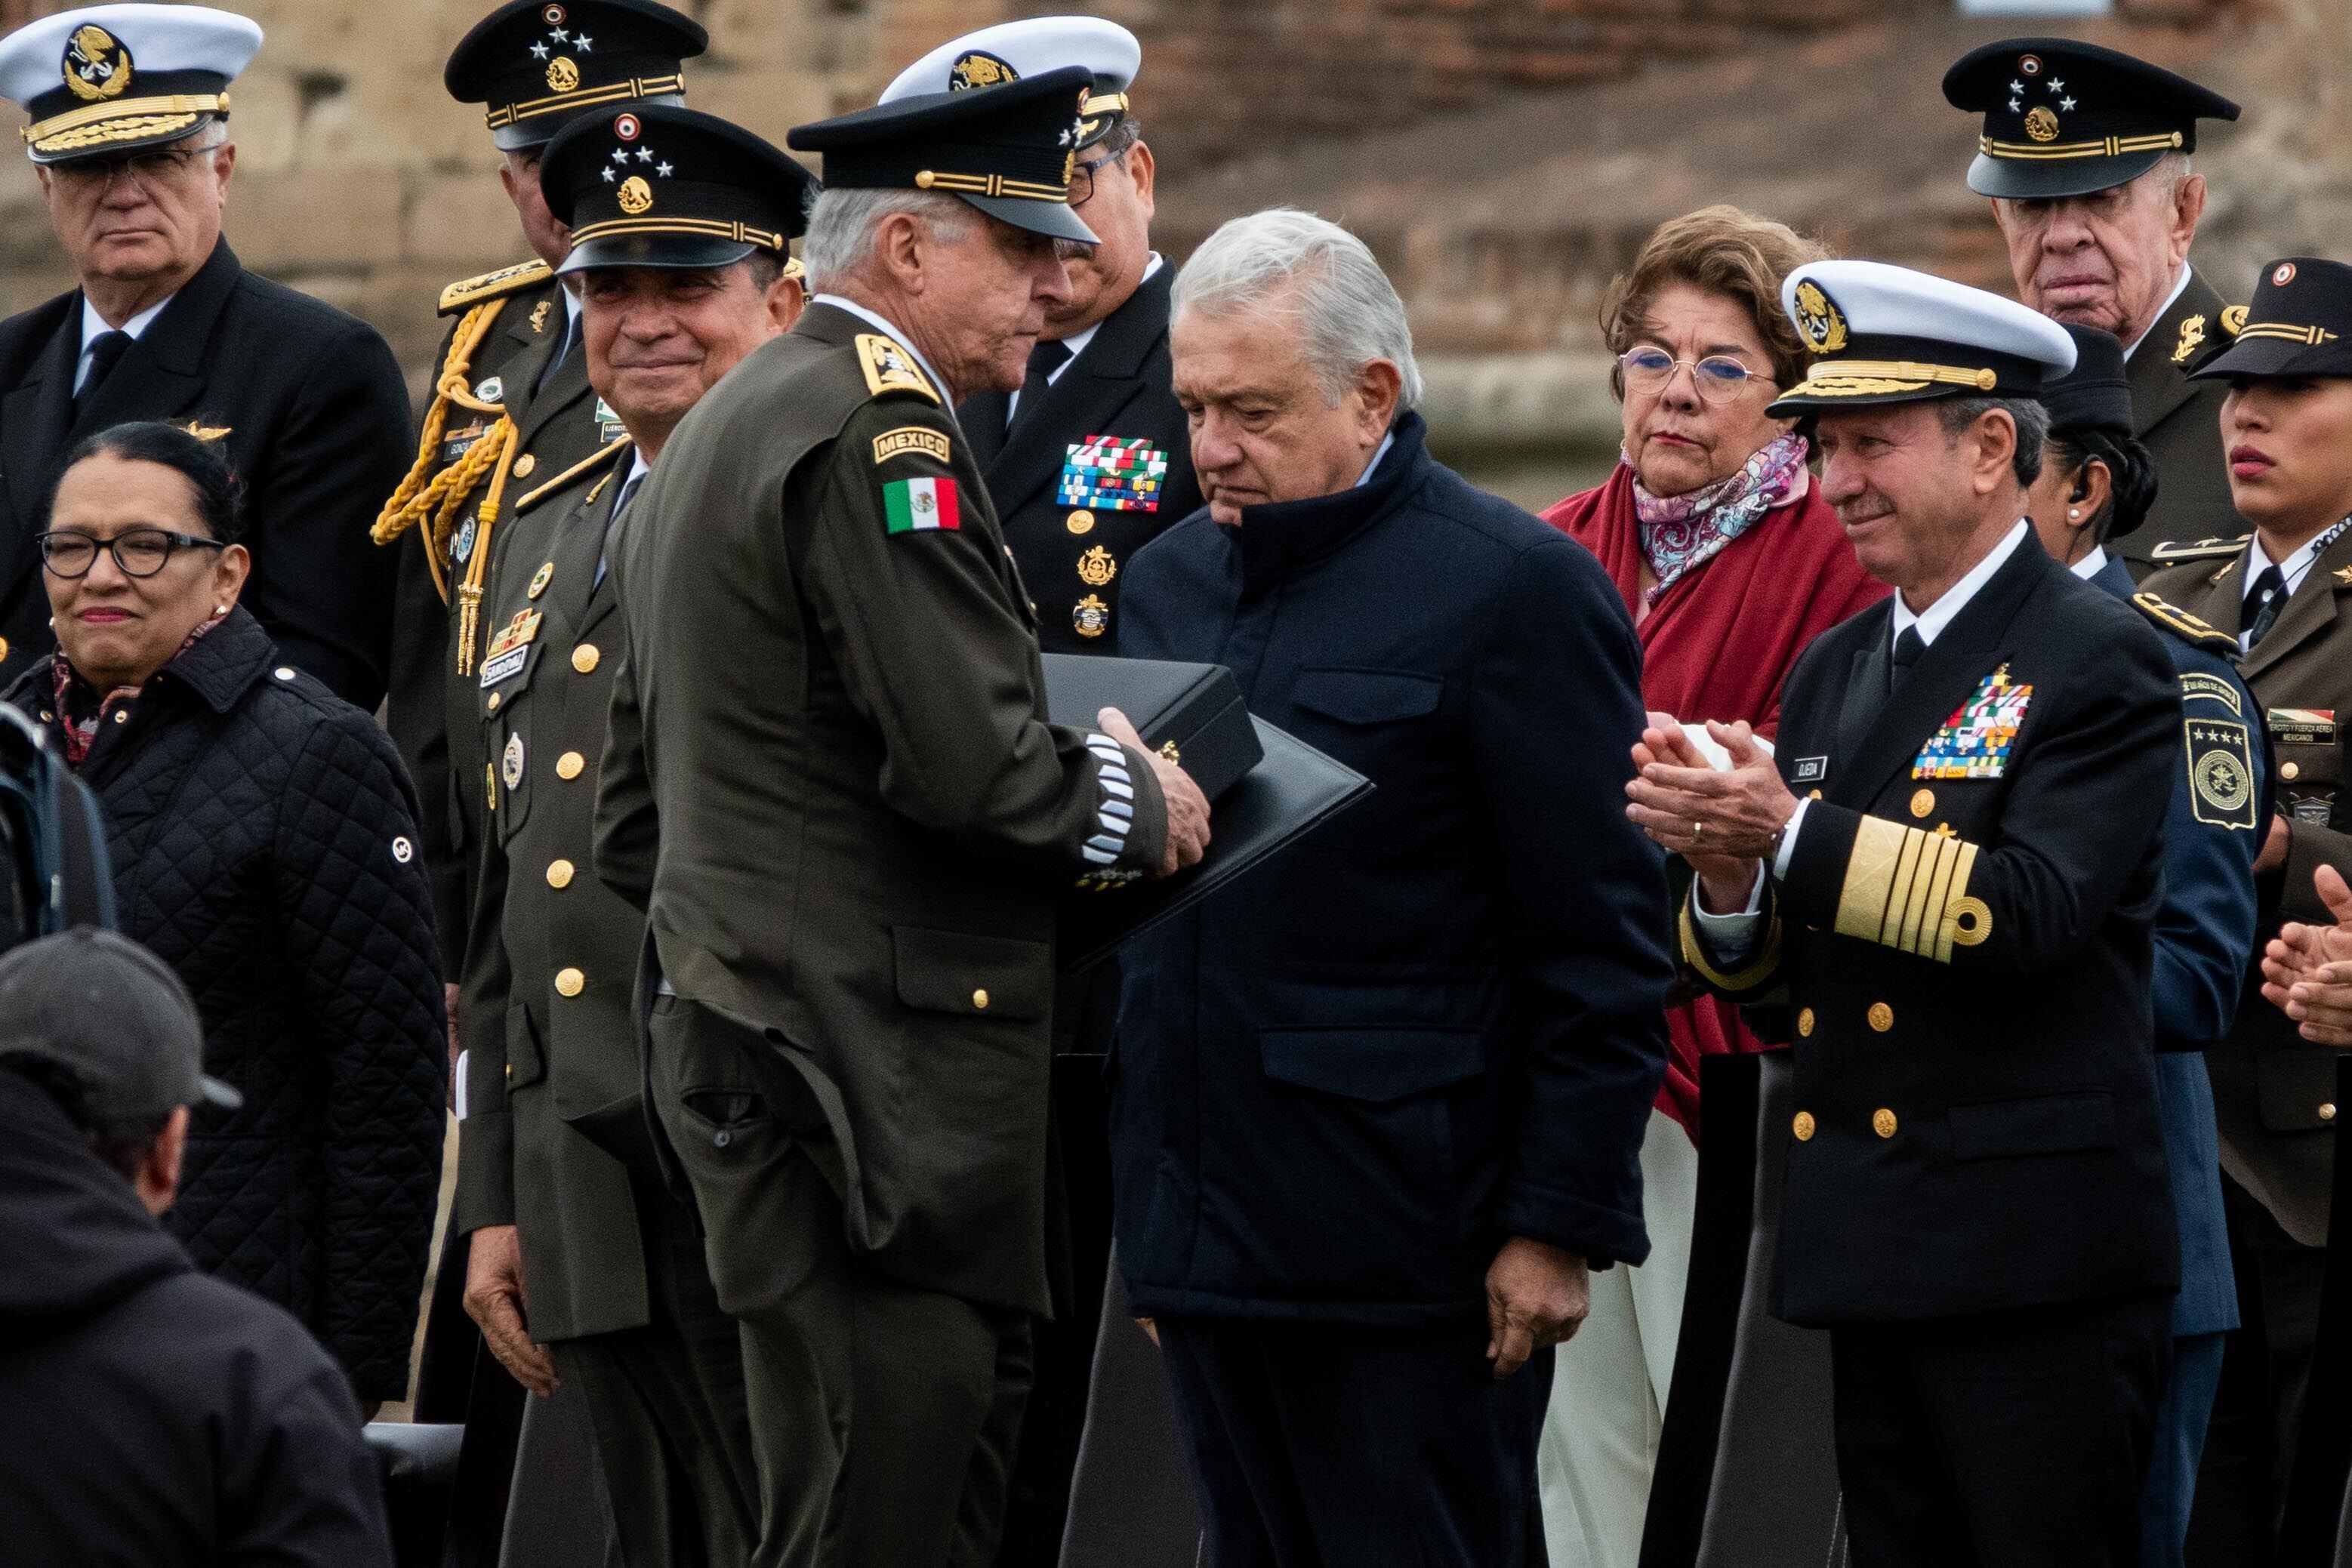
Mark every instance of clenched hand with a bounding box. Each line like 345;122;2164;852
464;1224;558;1396
1485;1236;1591;1379
1099;707;1210;877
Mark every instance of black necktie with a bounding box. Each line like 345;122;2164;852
537;310;578;396
1008;338;1071;432
76;329;131;414
593;473;642;592
2244;564;2288;647
1888;626;1927;694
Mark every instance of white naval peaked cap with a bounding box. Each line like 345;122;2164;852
880;15;1139;147
0;4;262;163
1769;258;2077;416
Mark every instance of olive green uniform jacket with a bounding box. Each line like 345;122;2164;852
452;438;653;1342
2146;529;2352;1246
594;302;1168;1317
382;264;615;969
2108;268;2244;578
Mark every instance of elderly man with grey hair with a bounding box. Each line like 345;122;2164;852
1106;207;1673;1565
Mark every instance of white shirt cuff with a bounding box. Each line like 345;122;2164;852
1771;795;1811;882
1691;858;1768;960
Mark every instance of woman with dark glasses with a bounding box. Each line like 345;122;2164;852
5;420;446;1419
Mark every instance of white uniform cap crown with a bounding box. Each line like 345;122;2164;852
880;16;1138;135
0;4;262;111
1783;260;2076;374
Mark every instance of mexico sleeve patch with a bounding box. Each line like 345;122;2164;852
873;427;952;467
882;476;960;534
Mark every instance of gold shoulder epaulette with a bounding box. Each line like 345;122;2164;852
855;332;939;403
2132;591;2237;655
2150;534;2250;563
516;436;632;514
439;259;555;317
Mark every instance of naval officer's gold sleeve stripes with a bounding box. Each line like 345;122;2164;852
1678;900;1783;993
1832;815;1994;964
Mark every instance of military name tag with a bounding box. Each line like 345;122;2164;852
442;420;490;465
1913;665;2032;780
1793;756;1828;783
1059;436;1169;513
593;396;626;444
478;608;542;688
2185;719;2258;830
2269;707;2337;746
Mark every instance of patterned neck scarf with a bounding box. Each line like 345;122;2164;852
1628;430;1810;604
53;611;227;769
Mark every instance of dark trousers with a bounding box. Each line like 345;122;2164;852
1828;1293;2172;1568
547;1181;757;1568
2142;1332;2227;1568
1156;1316;1551;1568
2187;1176;2326;1566
650;995;1033;1568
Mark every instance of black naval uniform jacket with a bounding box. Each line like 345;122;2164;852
453;441;652;1343
2108;268;2244;575
0;239;410;706
1688;528;2181;1326
1110;413;1674;1321
960;263;1201;655
384;266;610;972
595;303;1168;1317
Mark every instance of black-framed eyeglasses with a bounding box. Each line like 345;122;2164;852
39;528;226;579
1617;346;1774;405
49;144;221;196
1070;146;1128;208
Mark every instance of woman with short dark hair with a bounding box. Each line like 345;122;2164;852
5;421;446;1413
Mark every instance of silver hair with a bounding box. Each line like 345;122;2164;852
1932;394;2049;489
1172;208;1422;412
800;187;974;293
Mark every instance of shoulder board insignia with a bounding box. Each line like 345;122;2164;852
873;426;951;466
2149;534;2250;562
514;436;632;515
439;259;555;317
2220;305;2249;338
2172;313;2208;365
2132;591;2237;655
855;333;939;404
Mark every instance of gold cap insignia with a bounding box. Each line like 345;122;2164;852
1077;545;1117;587
547;56;580;93
2024;106;2060;143
63;25;130;103
2172;314;2207;365
950;51;1019;91
617;174;653;214
2221;305;2249;337
1793;279;1848;354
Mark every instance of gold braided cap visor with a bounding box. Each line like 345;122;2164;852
25;92;227;155
1779;359;2003;399
487;73;687;131
1978;129;2184;163
565;214;792;251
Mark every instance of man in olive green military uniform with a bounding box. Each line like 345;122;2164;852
2141;257;2352;1560
1945;38;2246;575
592;71;1210;1566
381;0;706;991
453;103;815;1566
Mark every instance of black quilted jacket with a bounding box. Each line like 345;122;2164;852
5;609;446;1401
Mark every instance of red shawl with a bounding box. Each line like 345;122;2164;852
1546;463;1888;1143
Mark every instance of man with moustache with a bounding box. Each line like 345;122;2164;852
590;72;1210;1563
452;106;812;1567
1944;39;2244;573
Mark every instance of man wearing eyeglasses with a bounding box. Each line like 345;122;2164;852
877;25;1210;1558
0;5;412;709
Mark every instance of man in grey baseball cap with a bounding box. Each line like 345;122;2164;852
0;926;393;1564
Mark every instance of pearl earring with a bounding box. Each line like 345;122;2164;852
2067;508;2079;519
214;604;227;615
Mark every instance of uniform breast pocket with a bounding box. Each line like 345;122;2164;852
2271;740;2339;825
1288;668;1444;765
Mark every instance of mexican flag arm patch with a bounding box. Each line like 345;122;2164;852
882;475;960;534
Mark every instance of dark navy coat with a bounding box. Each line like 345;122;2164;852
2093;554;2253;1339
1109;414;1673;1323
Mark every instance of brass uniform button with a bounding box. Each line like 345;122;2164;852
1868;1002;1894;1032
2323;1103;2338;1123
1808;788;1823;800
1873;1107;1898;1138
486;692;502;713
546;859;575;889
1066;510;1095;535
1797;1007;1815;1037
972;988;990;1011
556;750;586;781
2282;761;2301;782
513;452;538;478
572;644;600;674
505;1061;512;1080
1910;788;1934;818
555;967;585;997
1793;1111;1816;1141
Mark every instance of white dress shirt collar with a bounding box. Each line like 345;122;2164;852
76;293;173;392
1355;430;1397;488
2068;544;2109;581
1891;520;2031;649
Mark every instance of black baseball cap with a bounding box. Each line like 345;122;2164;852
0;928;237;1126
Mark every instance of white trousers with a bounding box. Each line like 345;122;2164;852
1537;1106;1700;1568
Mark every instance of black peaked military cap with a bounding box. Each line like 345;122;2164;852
2044;325;2134;440
543;104;816;273
788;65;1100;245
445;0;706;152
2189;258;2352;382
1944;39;2238;200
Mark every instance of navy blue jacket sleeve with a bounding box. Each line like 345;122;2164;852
2151;658;2263;1049
1470;537;1672;1267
